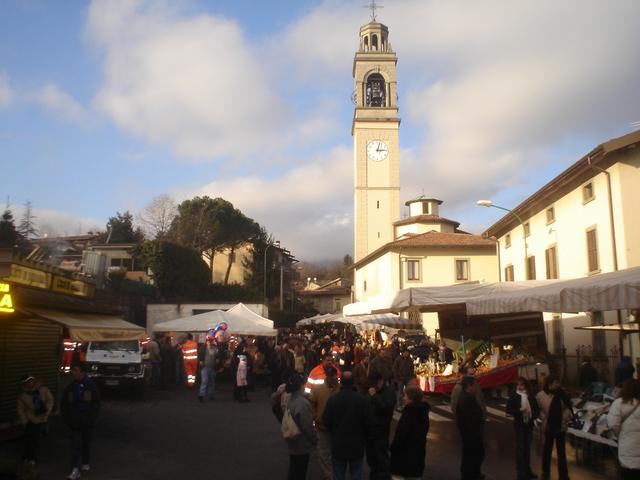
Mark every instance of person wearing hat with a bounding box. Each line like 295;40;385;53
17;374;54;465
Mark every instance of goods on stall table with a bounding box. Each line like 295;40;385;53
418;360;522;394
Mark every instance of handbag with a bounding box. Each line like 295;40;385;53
281;406;301;440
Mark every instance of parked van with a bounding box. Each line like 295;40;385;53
85;340;145;395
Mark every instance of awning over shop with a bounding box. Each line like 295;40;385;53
297;312;422;331
467;267;640;315
574;324;640;333
29;308;146;341
343;266;640;317
296;313;334;327
153;303;276;337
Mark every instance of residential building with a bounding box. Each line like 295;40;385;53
87;243;149;283
484;129;640;363
298;278;352;314
354;196;498;334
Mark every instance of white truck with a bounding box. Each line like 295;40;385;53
85;340;145;395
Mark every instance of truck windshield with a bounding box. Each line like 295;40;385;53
90;341;139;352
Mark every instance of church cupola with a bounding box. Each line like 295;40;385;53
352;2;398;112
405;196;443;217
359;22;391;54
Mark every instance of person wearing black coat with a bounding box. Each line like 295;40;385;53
61;365;100;479
323;372;370;480
456;376;485;480
390;385;430;479
506;377;540;480
366;371;396;480
578;356;598;391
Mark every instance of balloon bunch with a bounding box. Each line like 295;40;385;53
206;322;230;344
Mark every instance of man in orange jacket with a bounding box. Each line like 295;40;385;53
182;334;199;387
306;353;341;394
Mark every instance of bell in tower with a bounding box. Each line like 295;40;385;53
366;73;385;107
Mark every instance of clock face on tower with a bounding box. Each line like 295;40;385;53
366;140;389;161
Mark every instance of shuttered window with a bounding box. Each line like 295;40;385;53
455;259;469;281
586;228;599;273
505;265;514;282
545;246;558;279
527;256;536;280
407;260;420;281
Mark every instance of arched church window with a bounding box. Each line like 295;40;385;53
364;36;369;51
372;34;378;51
366;73;386;107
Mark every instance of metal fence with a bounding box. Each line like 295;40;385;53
547;345;620;387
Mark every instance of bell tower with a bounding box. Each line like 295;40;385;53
352;6;401;262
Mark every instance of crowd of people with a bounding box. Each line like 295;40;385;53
13;324;640;480
268;326;640;480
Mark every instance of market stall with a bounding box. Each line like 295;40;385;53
296;312;422;331
153;303;276;337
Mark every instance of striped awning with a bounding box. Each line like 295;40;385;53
296;312;422;330
467;267;640;316
343;266;640;317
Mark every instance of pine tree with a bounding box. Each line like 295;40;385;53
0;207;21;246
18;200;38;239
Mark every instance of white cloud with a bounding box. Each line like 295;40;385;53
10;204;103;238
35;84;87;122
87;0;295;161
180;146;354;261
281;0;640;215
0;72;13;107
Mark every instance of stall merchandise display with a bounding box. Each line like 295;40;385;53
414;339;536;393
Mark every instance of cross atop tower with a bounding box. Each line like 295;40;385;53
364;0;383;21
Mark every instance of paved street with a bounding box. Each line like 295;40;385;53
1;381;617;480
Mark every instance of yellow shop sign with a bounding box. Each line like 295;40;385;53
8;264;51;289
0;282;15;313
52;275;94;297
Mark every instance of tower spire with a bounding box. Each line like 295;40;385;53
364;0;383;22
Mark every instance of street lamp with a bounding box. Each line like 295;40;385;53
477;200;529;279
263;240;280;306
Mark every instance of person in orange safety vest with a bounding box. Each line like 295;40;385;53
182;334;199;387
305;353;341;394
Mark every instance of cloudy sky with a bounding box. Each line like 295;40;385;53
2;0;639;261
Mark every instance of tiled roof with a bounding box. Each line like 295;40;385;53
390;231;495;248
393;214;460;227
299;287;351;297
353;231;496;268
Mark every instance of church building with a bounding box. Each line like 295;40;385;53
350;11;499;333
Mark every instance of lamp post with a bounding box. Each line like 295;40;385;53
477;200;529;279
263;240;280;306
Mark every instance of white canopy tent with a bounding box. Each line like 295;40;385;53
343;267;640;317
296;312;422;331
153;309;228;333
296;313;333;327
153;303;276;337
